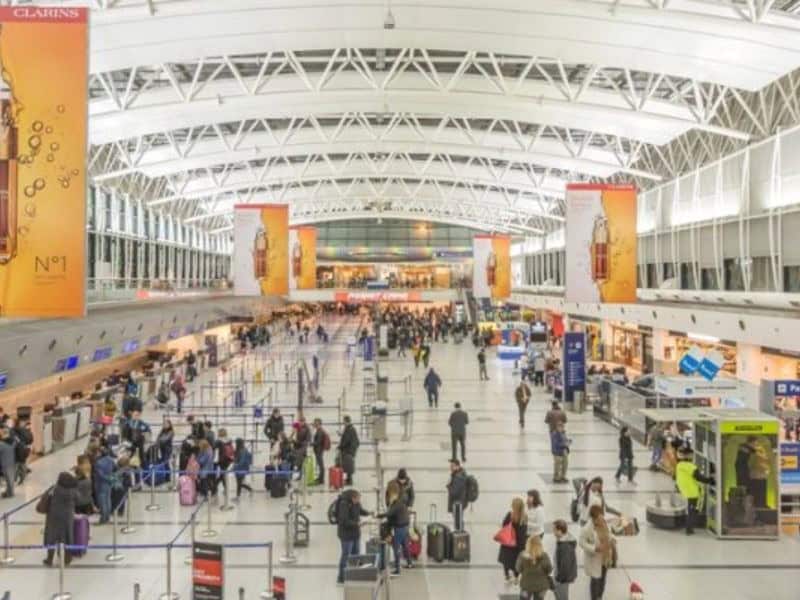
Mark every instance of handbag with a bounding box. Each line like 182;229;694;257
492;522;517;547
35;490;52;515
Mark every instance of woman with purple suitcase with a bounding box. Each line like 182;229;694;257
42;472;79;566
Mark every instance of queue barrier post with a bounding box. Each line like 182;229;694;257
106;507;125;563
133;582;141;600
184;509;197;565
279;501;297;564
260;543;275;599
220;470;235;512
0;514;15;565
146;466;161;512
121;488;137;534
158;543;179;600
51;543;71;600
202;493;217;538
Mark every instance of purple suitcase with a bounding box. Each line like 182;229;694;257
73;514;90;557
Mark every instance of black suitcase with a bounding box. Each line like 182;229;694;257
270;475;289;498
450;503;470;562
426;504;450;563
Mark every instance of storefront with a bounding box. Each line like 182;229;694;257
568;315;603;361
610;322;653;373
759;347;800;380
661;332;737;377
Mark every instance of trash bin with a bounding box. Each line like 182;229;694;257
344;554;382;600
376;375;389;403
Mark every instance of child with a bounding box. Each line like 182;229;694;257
553;519;577;600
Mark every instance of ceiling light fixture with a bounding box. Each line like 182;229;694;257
384;1;396;29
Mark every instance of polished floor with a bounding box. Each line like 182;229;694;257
1;316;799;600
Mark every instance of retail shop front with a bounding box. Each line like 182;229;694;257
609;322;654;373
568;315;604;361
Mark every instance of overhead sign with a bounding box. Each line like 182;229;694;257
655;376;744;398
472;234;510;299
234;204;289;296
775;380;800;397
334;291;422;303
678;346;704;375
563;331;586;404
192;542;224;600
680;346;724;381
0;7;89;317
565;183;637;304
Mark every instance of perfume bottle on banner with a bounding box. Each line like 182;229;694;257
0;87;18;265
486;250;497;286
591;215;609;283
291;240;302;279
253;226;268;279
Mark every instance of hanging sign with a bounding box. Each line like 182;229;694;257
192;542;224;600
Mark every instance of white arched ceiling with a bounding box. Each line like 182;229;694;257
22;0;800;232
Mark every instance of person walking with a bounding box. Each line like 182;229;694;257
515;379;532;429
0;428;16;498
550;422;571;483
448;403;469;463
312;418;331;485
579;504;615;600
647;423;666;472
477;347;489;381
497;497;528;583
233;438;253;500
552;519;578;600
526;489;546;539
532;352;546;386
339;416;360;486
42;472;79;567
335;489;372;585
423;368;442;408
675;450;714;535
515;535;554;600
421;343;431;368
614;426;636;485
545;402;567;433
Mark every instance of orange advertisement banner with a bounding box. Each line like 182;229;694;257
0;8;88;317
490;235;511;300
290;226;317;290
259;205;288;296
233;204;289;297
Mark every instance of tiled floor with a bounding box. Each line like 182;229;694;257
1;315;799;599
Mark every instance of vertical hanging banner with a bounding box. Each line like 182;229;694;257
565;184;637;304
0;7;88;317
233;204;288;296
472;234;510;299
288;225;317;290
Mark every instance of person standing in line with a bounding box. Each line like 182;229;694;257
42;472;79;567
515;379;532;429
533;352;546;386
552;519;578;600
545;401;567;433
526;489;546;539
550;422;571;483
647;423;666;471
675;451;714;535
446;459;469;525
0;428;16;498
335;489;372;585
423;367;442;408
477;347;489;381
233;438;253;500
614;427;636;485
579;504;615;600
339;416;360;486
93;449;115;524
312;418;331;485
515;535;554;600
498;497;528;583
264;408;285;444
448;403;469;463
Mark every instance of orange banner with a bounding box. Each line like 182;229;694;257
0;8;88;317
289;226;317;290
491;235;511;300
233;204;288;296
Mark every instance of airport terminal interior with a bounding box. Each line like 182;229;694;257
0;1;800;599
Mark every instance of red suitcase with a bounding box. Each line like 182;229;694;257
73;514;90;557
329;466;344;490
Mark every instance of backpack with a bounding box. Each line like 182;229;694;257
328;493;348;525
321;430;331;452
222;442;235;462
465;474;479;503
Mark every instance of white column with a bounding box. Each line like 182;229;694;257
736;343;763;411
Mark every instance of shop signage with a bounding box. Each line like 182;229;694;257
780;443;800;486
678;346;704;375
563;331;586;403
192;542;224;600
775;381;800;396
655;376;743;398
679;346;724;381
334;291;422;303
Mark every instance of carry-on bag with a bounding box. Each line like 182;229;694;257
329;466;344;490
426;503;450;563
303;455;316;487
178;475;197;506
450;503;470;562
72;514;90;557
406;511;422;559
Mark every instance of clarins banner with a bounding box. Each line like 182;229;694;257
233;204;288;296
289;226;316;290
0;7;88;317
565;183;637;304
472;234;510;300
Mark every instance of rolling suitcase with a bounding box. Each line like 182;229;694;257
73;514;90;556
329;466;344;490
267;465;289;498
303;455;316;487
426;504;450;563
449;503;470;562
178;475;197;506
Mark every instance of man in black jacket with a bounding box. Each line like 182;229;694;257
615;426;636;485
446;460;468;521
338;416;360;486
336;489;371;584
264;409;284;444
312;418;330;485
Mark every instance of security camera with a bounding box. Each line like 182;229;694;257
384;8;395;29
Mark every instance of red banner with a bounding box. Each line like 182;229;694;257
334;291;422;303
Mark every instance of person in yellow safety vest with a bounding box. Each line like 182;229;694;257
675;452;714;535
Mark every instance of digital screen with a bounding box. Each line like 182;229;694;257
168;328;181;340
530;322;547;343
0;371;7;390
55;355;80;373
92;347;113;362
147;335;162;346
184;324;195;335
122;339;140;354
